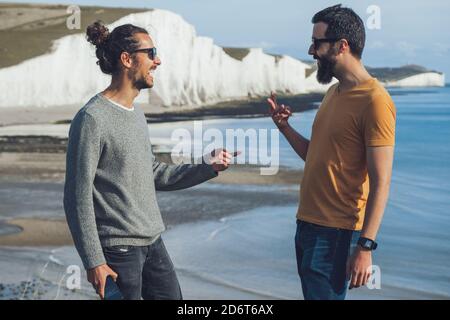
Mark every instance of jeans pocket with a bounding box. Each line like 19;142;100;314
103;245;133;255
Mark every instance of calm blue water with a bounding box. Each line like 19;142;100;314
155;85;450;299
372;86;450;297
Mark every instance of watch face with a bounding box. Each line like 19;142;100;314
358;238;376;250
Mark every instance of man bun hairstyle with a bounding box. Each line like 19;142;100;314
86;20;149;75
312;4;366;59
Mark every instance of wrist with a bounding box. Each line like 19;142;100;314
356;245;372;254
207;163;219;174
89;263;106;271
278;122;290;133
357;237;378;251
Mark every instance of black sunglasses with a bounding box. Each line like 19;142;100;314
312;38;339;50
131;47;157;60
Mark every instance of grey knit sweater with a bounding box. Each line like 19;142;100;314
63;94;217;270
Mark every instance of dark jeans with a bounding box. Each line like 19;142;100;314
102;237;182;300
295;220;360;300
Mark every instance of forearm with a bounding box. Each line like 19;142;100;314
280;124;310;162
65;206;106;269
64;173;106;269
360;181;391;241
153;161;218;191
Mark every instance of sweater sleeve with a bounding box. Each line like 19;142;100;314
63;112;106;270
151;151;218;191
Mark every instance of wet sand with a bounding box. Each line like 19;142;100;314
0;218;73;247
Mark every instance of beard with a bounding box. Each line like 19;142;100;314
130;63;153;90
135;78;152;90
315;52;336;84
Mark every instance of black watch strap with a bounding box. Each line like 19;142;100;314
357;237;378;251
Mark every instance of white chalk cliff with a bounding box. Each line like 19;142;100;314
0;9;309;108
381;72;445;87
0;9;445;108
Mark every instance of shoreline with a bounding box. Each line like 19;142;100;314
0;92;323;127
0;83;436;128
0;85;432;130
0;93;323;156
143;92;323;123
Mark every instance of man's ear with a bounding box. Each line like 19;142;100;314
338;39;350;55
120;51;133;69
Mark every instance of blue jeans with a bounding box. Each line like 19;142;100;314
102;237;182;300
295;220;360;300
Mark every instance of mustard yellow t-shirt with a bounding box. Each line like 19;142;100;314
297;78;396;231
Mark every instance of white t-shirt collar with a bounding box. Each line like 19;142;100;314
105;96;135;111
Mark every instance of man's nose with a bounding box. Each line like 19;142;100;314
308;44;315;56
154;56;161;66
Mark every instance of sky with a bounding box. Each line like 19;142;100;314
5;0;450;81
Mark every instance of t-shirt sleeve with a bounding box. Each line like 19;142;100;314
363;94;396;147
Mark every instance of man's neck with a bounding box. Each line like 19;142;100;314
102;77;139;109
334;60;372;93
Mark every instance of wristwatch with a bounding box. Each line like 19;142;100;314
357;237;378;251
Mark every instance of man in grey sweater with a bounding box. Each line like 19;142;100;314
64;21;236;300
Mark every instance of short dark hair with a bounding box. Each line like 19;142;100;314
86;21;148;75
312;4;365;59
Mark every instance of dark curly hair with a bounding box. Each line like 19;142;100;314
86;21;148;75
312;4;366;59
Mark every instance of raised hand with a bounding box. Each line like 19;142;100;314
267;92;292;129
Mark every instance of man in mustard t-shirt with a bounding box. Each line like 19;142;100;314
268;4;396;300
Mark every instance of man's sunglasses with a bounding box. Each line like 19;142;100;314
131;47;157;60
312;38;339;50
